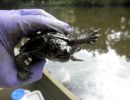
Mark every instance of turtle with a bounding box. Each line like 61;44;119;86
15;29;99;81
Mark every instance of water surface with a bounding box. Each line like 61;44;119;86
44;7;130;100
1;3;130;100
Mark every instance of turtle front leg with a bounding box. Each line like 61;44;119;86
69;28;100;46
15;53;33;81
87;28;100;44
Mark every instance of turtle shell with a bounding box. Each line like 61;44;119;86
19;32;72;62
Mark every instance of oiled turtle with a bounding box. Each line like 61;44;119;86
15;29;99;80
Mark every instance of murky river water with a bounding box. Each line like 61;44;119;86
1;3;130;100
44;7;130;100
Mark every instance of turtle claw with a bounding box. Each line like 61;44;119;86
17;69;32;81
71;56;84;61
95;34;100;37
90;41;95;45
24;67;33;74
88;28;100;44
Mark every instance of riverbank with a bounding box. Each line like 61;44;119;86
0;0;130;9
43;0;130;7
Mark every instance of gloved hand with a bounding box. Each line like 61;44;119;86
0;9;72;88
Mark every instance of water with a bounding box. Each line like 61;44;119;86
1;2;130;99
43;7;130;100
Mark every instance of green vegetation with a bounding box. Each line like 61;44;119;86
44;0;130;7
0;0;130;7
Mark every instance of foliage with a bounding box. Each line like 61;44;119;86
0;0;130;7
44;0;130;7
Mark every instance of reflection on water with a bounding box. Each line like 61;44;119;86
46;48;130;100
43;7;130;100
